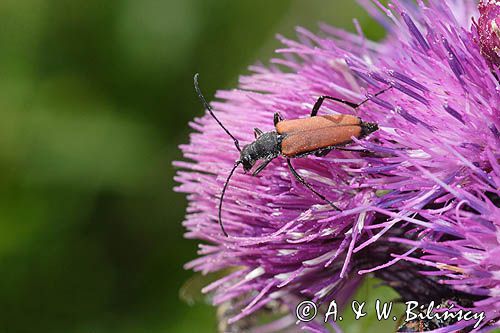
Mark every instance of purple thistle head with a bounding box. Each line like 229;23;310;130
175;0;500;332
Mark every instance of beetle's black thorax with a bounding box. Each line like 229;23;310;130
240;131;282;171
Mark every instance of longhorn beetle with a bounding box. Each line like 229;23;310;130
194;73;390;236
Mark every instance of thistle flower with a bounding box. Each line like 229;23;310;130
174;0;499;332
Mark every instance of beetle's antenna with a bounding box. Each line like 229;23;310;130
194;73;241;152
219;160;241;237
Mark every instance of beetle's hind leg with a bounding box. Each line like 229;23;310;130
286;159;341;211
311;96;358;117
310;86;392;117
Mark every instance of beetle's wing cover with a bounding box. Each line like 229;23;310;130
277;115;362;157
276;114;360;134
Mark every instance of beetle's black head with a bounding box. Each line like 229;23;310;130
238;132;280;172
360;122;379;137
240;146;256;172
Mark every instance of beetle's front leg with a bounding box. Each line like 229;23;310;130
252;157;273;176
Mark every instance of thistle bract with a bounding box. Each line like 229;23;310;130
476;0;500;68
174;0;500;331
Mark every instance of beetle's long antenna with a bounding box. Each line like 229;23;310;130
194;73;241;152
219;160;241;237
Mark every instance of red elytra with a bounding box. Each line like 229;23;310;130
276;114;363;157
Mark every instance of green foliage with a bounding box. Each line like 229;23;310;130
339;278;405;333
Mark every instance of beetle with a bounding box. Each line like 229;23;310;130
194;73;390;236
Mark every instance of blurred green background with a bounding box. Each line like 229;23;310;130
0;1;389;332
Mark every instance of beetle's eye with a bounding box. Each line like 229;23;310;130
241;157;254;171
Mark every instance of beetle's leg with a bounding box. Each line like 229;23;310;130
314;149;332;157
314;147;372;157
273;112;283;127
311;96;358;116
286;159;341;211
252;158;273;176
254;128;263;139
310;86;392;117
333;147;372;153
